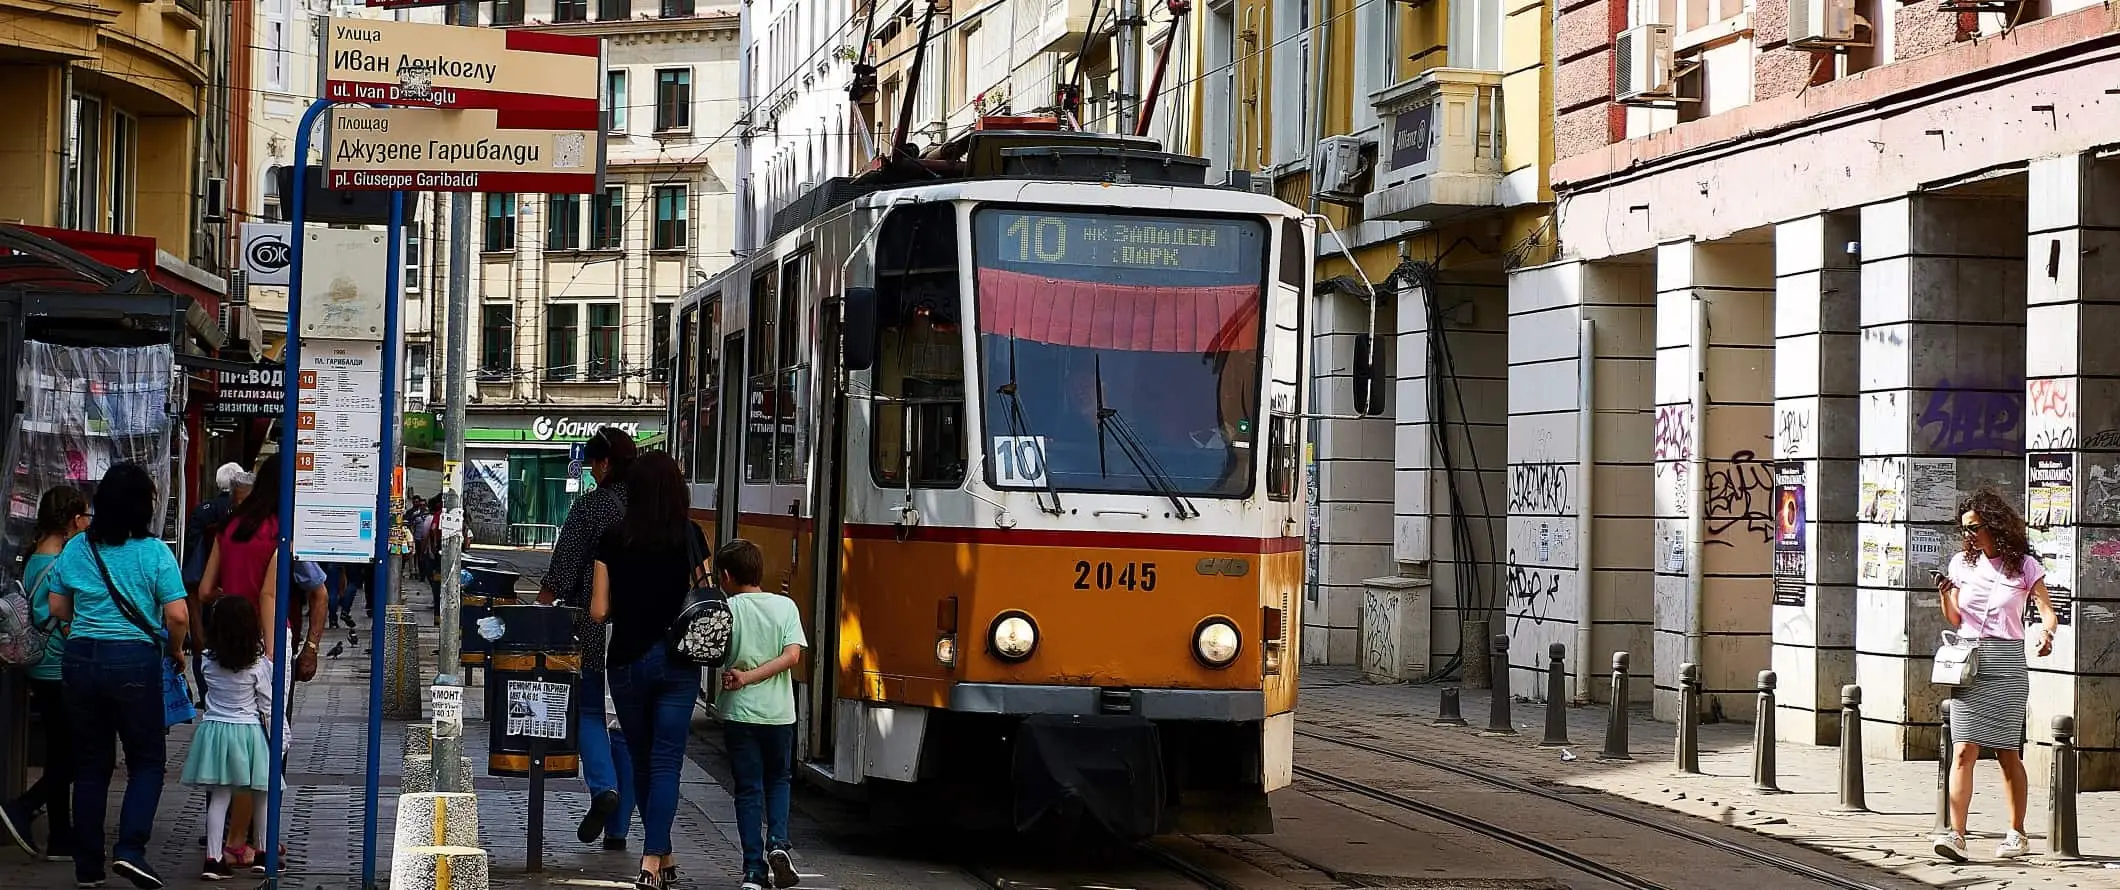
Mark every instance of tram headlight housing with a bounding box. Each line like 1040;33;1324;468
1193;617;1242;668
989;611;1038;662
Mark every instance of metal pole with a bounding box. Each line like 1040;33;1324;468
1750;670;1780;793
2050;715;2080;859
268;95;334;890
432;0;478;793
1599;651;1631;761
528;734;546;871
1539;643;1570;747
1482;634;1514;736
1934;700;1953;833
1434;687;1467;726
1115;0;1142;135
361;190;405;890
1832;684;1868;813
1675;662;1700;774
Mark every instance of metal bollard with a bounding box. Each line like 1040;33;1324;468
1830;684;1869;813
1540;643;1572;747
1600;652;1632;761
1675;663;1701;774
2050;715;2081;859
1434;687;1469;726
1750;670;1781;793
1482;634;1516;736
1934;700;1954;833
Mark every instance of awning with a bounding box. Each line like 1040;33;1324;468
0;224;227;348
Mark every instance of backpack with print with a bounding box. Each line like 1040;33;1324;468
0;562;57;667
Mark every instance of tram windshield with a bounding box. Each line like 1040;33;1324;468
971;207;1266;499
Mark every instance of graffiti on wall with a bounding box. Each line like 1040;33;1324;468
1505;549;1564;629
1917;378;2024;455
2028;378;2078;450
1509;462;1573;515
1704;449;1775;546
1776;405;1814;458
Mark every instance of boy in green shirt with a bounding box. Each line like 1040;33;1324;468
715;539;808;889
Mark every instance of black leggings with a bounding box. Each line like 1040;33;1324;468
10;678;73;843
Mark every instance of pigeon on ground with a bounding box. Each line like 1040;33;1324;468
326;641;346;659
1559;747;1578;762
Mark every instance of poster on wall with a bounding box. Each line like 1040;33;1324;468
1772;462;1807;606
1907;458;1960;523
2026;528;2076;625
1909;527;1945;580
2027;452;2074;529
1859;458;1906;524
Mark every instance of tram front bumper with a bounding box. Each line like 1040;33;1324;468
946;682;1265;721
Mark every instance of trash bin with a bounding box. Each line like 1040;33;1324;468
485;603;581;779
458;564;522;669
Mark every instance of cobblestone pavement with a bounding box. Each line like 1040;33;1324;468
1297;667;2120;889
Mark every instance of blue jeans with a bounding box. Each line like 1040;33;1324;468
607;643;701;856
724;721;794;881
327;566;360;617
577;669;634;840
62;639;166;881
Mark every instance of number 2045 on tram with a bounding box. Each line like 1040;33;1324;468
665;129;1314;837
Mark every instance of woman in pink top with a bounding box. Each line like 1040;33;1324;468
1933;487;2060;863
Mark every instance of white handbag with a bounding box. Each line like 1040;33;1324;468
1933;631;1980;685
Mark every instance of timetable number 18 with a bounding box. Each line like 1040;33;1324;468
1074;560;1158;591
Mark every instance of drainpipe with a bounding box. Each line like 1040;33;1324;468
1686;296;1707;672
1574;316;1594;702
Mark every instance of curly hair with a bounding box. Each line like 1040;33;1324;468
1958;486;2036;581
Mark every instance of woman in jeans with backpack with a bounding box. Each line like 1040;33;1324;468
589;451;710;890
46;462;191;890
0;485;91;861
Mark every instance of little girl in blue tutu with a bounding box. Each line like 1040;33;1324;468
180;597;275;881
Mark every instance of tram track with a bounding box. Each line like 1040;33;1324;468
964;841;1242;890
1293;725;1901;890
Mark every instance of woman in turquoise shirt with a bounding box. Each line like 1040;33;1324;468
47;463;190;890
0;485;90;861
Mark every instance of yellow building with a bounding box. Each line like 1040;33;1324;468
0;0;212;258
1201;0;1557;669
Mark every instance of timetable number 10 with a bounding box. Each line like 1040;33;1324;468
1074;560;1158;591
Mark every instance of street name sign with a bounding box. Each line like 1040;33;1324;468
325;106;603;193
323;17;600;128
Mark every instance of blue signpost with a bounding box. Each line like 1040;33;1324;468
271;96;404;890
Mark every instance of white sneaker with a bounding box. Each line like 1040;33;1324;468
1933;831;1967;862
1996;830;2031;859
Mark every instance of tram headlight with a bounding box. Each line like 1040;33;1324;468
934;634;957;667
989;612;1038;662
1193;617;1242;668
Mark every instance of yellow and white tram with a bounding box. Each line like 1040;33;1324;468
665;128;1313;836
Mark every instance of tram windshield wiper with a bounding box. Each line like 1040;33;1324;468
1093;356;1199;520
998;335;1064;515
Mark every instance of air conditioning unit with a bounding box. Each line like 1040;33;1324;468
1789;0;1865;48
1615;24;1677;103
1312;135;1368;204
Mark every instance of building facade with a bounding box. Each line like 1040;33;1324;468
1514;0;2120;787
458;0;742;544
0;0;223;270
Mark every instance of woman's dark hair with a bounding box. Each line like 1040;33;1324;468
86;463;157;546
22;486;88;563
583;427;638;478
228;453;282;543
1959;486;2036;580
618;450;690;550
207;595;263;673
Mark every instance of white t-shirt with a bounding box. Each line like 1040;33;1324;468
200;653;274;725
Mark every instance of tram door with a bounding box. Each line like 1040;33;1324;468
715;333;744;545
806;300;849;768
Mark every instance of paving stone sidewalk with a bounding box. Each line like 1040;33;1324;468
0;567;739;890
1298;666;2120;889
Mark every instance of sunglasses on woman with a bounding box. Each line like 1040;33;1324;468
1960;522;1984;537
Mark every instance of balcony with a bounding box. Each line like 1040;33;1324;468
1364;68;1504;222
1014;0;1098;57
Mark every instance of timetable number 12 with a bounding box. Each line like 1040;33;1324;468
1074;561;1158;591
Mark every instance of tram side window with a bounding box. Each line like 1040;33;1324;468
689;299;721;484
775;253;808;484
745;269;777;483
675;304;697;473
870;203;966;488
